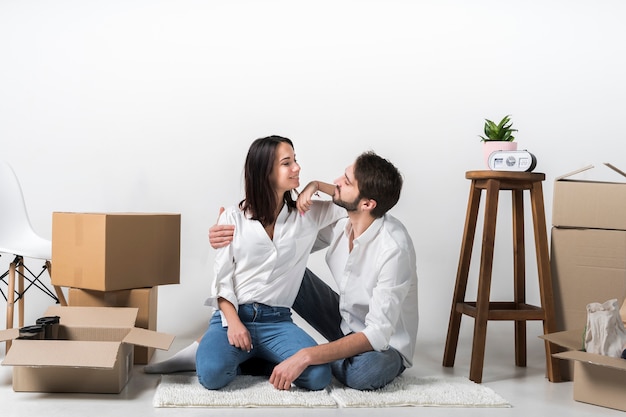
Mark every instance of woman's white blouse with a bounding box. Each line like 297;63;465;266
205;201;345;316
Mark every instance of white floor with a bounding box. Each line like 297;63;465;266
1;326;624;417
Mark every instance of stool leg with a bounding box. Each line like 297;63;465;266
470;179;500;383
512;189;527;367
443;181;482;367
530;181;561;382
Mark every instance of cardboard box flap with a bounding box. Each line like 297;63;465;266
123;327;174;350
552;165;626;229
554;350;626;371
556;164;594;181
540;329;585;351
604;162;626;179
0;328;19;343
2;340;119;368
45;306;138;327
556;163;626;182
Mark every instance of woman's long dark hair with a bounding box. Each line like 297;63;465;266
239;135;297;227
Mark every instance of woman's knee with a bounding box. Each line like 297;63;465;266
196;357;236;390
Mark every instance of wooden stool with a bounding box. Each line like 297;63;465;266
442;170;561;383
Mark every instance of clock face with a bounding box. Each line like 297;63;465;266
506;156;517;167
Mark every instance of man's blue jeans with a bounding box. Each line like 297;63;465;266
293;268;406;390
196;303;331;391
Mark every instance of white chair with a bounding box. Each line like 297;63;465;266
0;160;66;350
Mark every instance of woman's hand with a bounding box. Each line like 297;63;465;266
296;182;319;214
227;319;253;352
219;298;253;352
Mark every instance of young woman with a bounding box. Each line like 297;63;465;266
194;135;343;391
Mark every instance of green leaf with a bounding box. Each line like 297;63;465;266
497;115;511;130
480;114;517;141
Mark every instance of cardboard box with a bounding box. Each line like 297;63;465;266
68;287;158;364
550;164;626;380
0;306;174;393
542;330;626;412
552;163;626;230
51;212;181;291
550;227;626;380
551;228;626;331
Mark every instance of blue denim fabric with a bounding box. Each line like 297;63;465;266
196;303;331;391
293;268;406;390
330;348;405;390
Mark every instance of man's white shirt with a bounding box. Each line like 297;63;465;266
325;214;419;367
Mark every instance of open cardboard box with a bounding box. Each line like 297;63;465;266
541;330;626;412
68;287;159;364
0;306;174;393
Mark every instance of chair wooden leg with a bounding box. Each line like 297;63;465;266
18;262;25;328
6;261;17;353
46;260;67;306
4;259;67;354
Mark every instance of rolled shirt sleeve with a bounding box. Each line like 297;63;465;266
361;247;413;352
204;208;239;310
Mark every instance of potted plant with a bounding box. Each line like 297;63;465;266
479;114;518;168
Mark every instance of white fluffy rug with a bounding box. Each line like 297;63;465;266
153;374;511;408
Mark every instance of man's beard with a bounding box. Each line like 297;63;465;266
332;194;360;212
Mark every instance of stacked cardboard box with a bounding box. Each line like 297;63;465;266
51;212;181;364
549;163;626;411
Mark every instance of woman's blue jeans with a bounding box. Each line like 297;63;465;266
196;303;331;391
293;268;406;390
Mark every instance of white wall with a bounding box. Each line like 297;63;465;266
2;0;626;352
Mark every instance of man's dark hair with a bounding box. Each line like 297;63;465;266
353;151;403;218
